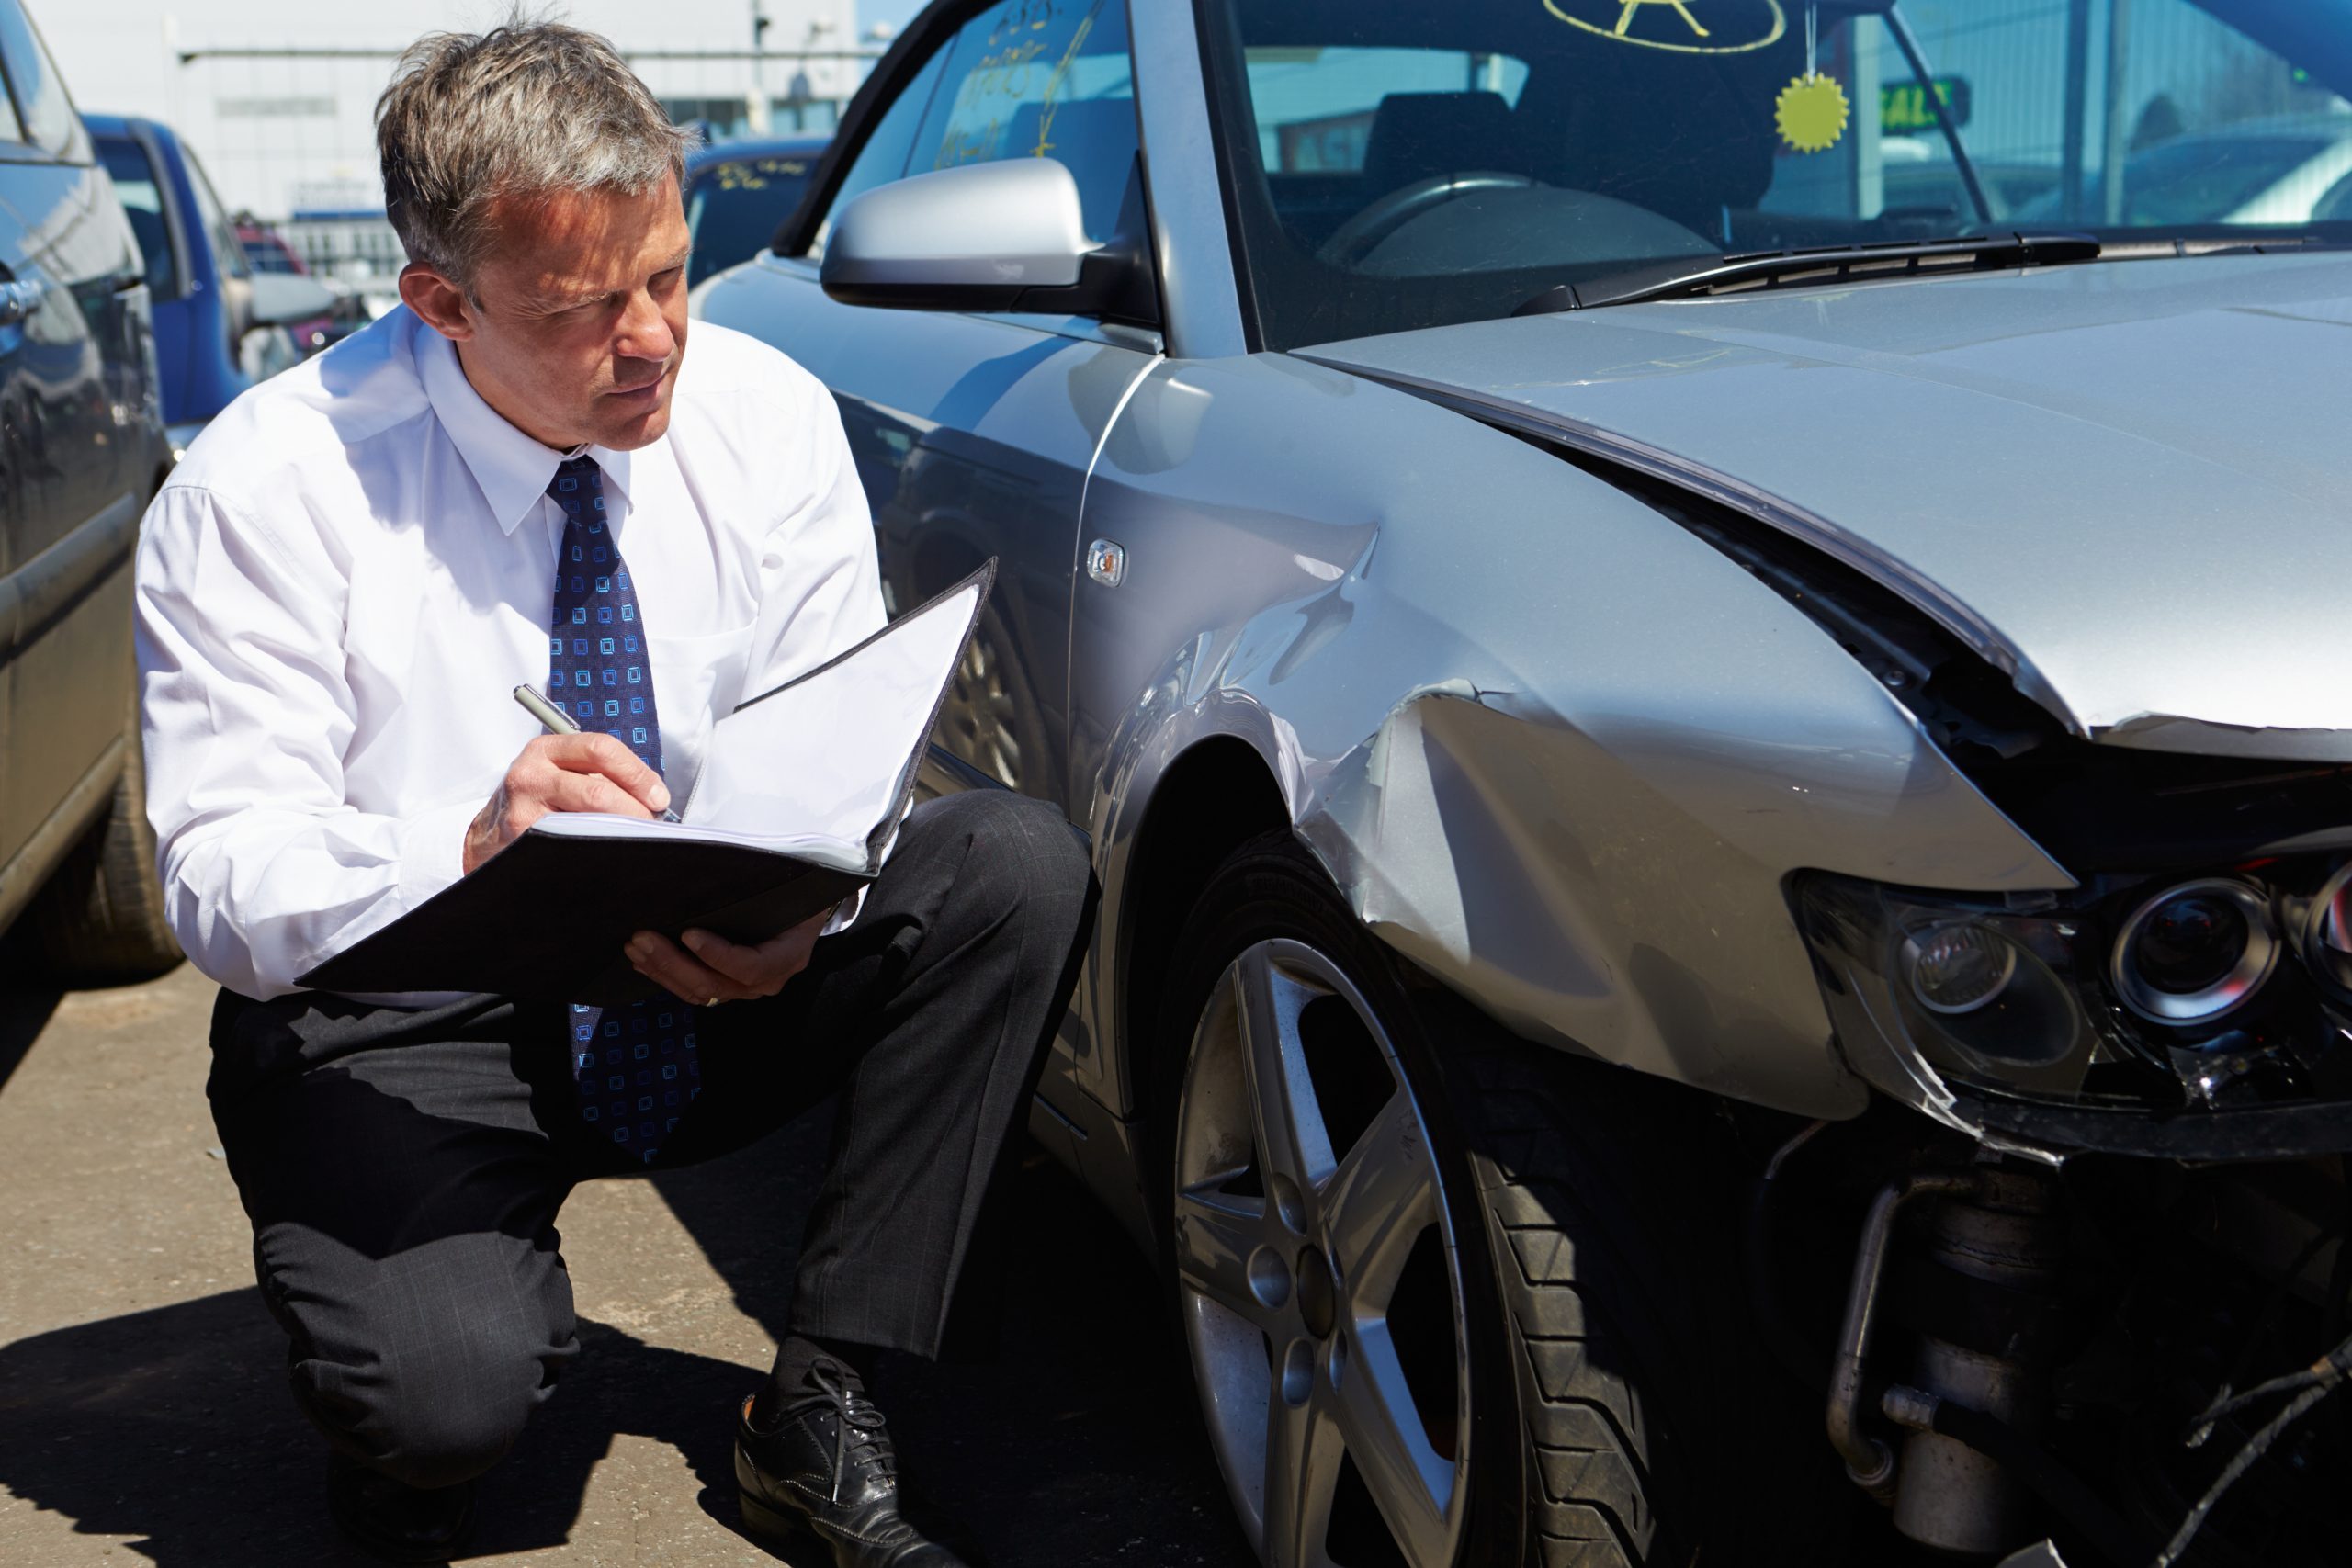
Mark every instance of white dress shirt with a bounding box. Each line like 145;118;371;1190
135;306;886;1005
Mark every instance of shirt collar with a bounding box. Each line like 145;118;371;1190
416;326;640;536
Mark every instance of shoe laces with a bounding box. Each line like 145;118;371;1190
808;1359;898;1498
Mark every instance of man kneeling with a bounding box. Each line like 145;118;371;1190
134;21;1092;1565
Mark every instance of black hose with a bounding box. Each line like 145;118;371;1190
2159;1329;2352;1568
2158;1380;2335;1568
1905;1393;2150;1568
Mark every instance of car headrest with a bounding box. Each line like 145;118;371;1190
1361;92;1523;194
1545;62;1784;234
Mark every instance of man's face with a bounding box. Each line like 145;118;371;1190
404;173;692;452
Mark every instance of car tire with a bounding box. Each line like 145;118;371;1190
1153;829;1838;1568
28;686;182;986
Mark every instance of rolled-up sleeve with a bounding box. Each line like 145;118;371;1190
135;485;471;1000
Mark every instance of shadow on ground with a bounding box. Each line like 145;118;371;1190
652;1114;1250;1566
0;977;60;1093
0;1103;1250;1566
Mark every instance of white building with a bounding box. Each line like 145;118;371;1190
43;0;865;226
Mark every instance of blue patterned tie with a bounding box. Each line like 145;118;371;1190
547;455;697;1164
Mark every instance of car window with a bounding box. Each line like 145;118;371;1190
1248;48;1532;175
0;0;74;156
241;234;304;275
907;0;1138;244
97;135;178;301
809;45;951;256
1201;0;2352;352
687;153;818;287
184;148;250;281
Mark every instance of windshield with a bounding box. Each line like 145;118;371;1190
1199;0;2352;348
686;153;818;288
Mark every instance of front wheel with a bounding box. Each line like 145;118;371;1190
1153;831;1840;1568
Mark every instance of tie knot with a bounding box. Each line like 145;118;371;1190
548;456;604;513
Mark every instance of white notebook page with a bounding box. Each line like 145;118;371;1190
527;577;982;863
693;578;980;841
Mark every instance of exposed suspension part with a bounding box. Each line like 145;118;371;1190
1886;1167;2067;1555
1826;1163;2070;1558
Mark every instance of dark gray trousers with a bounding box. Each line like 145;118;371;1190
205;790;1092;1490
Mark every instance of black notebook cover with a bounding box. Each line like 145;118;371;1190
298;563;994;1004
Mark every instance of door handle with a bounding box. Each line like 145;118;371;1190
0;277;46;326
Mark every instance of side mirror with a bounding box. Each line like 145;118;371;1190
820;158;1148;322
246;270;336;328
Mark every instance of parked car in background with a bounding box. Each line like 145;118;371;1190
85;114;334;459
0;1;178;982
2019;113;2352;226
233;219;364;355
683;133;828;288
700;0;2352;1564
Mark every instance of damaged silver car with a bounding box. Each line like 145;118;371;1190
695;0;2352;1562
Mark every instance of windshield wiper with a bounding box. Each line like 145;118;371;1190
1516;232;2103;315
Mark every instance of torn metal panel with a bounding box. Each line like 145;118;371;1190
2098;712;2352;764
1289;683;2075;1121
1073;351;2082;1125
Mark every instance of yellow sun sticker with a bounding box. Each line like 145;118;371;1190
1776;73;1849;153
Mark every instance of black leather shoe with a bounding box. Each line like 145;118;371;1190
734;1361;968;1566
325;1452;476;1563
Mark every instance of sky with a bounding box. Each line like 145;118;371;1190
857;0;925;39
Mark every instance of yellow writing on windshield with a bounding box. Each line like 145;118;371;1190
1616;1;1707;38
1543;0;1786;55
1033;13;1095;160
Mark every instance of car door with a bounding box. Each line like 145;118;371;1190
696;0;1161;808
0;0;148;902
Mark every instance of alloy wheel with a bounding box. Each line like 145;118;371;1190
938;625;1022;787
1172;938;1471;1568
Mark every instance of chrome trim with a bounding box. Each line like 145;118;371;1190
0;492;141;663
2299;860;2352;1002
0;276;46;326
1128;0;1248;361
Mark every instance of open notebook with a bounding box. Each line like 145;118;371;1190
299;562;995;1003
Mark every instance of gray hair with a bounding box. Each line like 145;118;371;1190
376;18;695;287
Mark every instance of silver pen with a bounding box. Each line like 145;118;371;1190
512;682;684;823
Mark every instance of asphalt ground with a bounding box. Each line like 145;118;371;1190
0;959;1255;1567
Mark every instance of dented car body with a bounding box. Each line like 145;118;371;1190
700;0;2352;1562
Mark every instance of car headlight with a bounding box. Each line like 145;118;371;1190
1792;854;2352;1124
2298;860;2352;1005
1799;876;2099;1102
2109;878;2278;1027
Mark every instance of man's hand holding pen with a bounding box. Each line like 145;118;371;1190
469;689;829;1002
461;731;673;874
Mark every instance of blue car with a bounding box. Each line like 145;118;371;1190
684;133;829;289
85;113;333;456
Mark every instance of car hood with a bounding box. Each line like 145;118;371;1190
1301;252;2352;761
